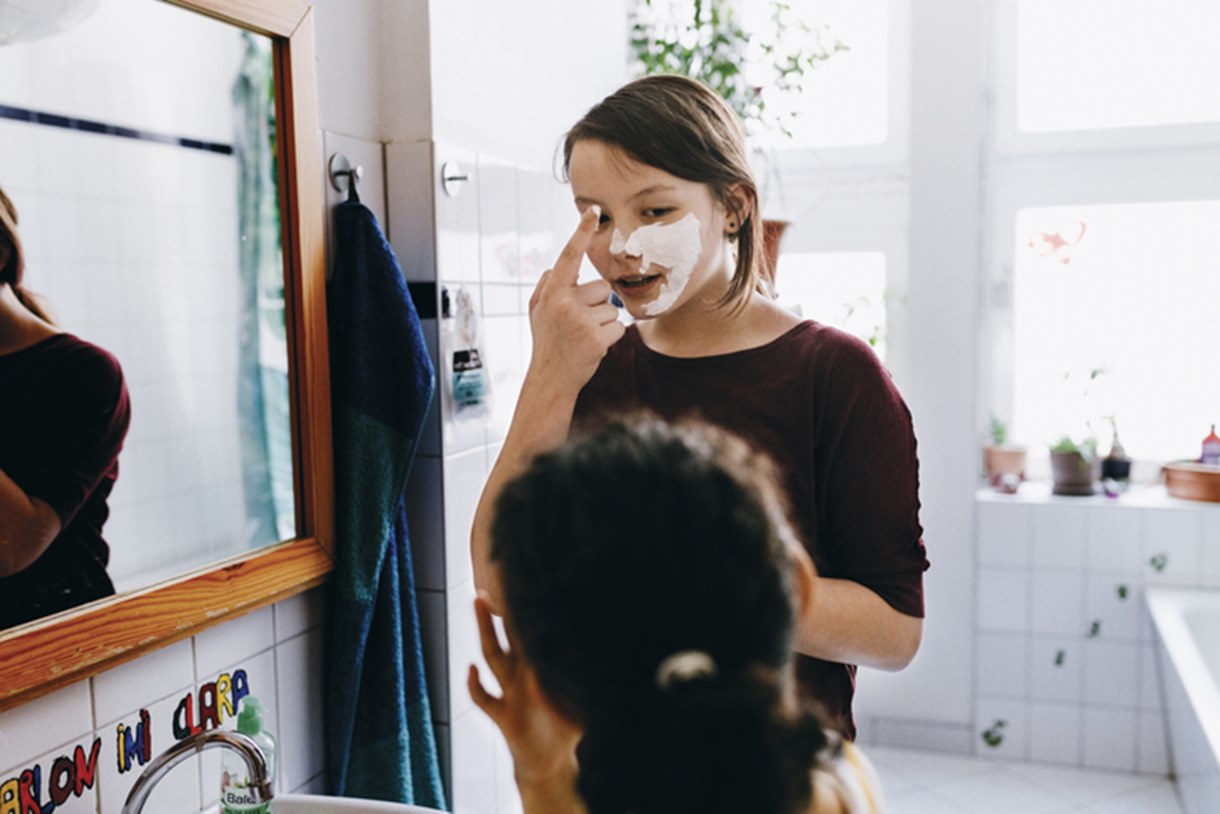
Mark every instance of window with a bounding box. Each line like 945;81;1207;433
775;251;890;361
1012;201;1220;461
988;0;1220;472
1016;0;1220;133
742;0;891;150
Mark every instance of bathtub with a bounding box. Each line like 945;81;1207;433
1147;586;1220;814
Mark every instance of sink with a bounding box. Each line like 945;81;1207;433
273;794;446;813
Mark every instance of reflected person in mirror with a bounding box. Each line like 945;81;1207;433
472;74;928;740
0;184;130;629
471;417;884;813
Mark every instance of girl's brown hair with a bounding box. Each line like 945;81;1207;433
0;186;53;323
562;74;768;312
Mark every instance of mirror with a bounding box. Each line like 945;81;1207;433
0;0;332;709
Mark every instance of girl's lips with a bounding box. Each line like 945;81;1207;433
613;274;661;300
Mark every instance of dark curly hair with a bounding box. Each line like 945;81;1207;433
491;415;829;814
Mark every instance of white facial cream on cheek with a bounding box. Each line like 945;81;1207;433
609;213;703;316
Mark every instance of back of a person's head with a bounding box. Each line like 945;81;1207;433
491;415;827;814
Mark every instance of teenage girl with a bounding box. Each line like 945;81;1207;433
0;184;130;628
470;417;884;813
472;74;928;737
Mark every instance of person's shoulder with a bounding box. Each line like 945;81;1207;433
50;333;125;376
44;334;129;411
782;320;883;370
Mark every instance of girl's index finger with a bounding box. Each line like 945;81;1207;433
549;204;599;287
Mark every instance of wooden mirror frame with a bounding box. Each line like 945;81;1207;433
0;0;333;711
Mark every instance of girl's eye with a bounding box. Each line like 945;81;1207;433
644;207;674;219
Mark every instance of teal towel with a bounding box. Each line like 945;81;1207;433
326;200;446;809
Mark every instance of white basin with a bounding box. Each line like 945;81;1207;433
272;794;445;813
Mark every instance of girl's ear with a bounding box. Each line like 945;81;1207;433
723;182;755;228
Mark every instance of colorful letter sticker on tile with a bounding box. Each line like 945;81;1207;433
0;668;252;813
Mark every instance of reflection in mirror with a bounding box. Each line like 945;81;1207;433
0;0;295;630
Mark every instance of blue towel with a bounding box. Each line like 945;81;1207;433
326;199;446;809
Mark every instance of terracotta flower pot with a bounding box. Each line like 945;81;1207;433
983;445;1027;493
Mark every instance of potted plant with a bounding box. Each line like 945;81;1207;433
1050;435;1100;496
1043;366;1111;495
983;413;1027;494
628;0;846;280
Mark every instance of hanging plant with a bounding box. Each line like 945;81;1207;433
629;0;847;141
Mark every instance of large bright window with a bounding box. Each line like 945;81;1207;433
775;251;889;361
1016;0;1220;133
742;0;891;150
1012;201;1220;462
990;0;1220;473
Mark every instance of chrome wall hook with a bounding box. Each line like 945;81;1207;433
329;152;363;203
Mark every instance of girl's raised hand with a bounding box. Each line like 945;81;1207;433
468;592;582;788
525;206;625;399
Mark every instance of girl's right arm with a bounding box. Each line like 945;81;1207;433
470;206;624;612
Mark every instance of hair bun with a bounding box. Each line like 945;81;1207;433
655;650;718;691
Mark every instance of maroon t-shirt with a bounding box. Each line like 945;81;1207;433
573;321;928;738
0;332;131;628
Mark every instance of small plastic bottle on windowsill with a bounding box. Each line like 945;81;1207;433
1202;425;1220;467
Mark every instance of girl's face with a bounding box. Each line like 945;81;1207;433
568;140;736;321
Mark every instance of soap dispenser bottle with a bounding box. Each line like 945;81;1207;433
221;696;277;813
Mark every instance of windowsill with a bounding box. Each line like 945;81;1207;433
975;480;1220;510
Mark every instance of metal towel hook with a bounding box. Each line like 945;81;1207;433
329;153;363;204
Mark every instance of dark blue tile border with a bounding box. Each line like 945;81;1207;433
0;104;233;155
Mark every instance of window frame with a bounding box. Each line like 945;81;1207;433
989;0;1220;156
983;0;1220;476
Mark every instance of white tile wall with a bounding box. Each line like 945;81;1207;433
1029;702;1082;765
976;632;1028;699
975;698;1028;760
446;580;483;725
443;446;490;592
1086;505;1144;574
0;681;93;776
273;629;326;795
974;488;1220;776
1031;571;1084;636
92;638;195;726
1082;706;1138;771
387;141;577;812
194;606;276;680
0;588;327;813
1137;710;1172;775
977;501;1031;568
450;709;498;814
1029;635;1083;704
977;568;1030;632
99;682;203;814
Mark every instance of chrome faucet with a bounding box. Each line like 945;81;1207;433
121;729;273;814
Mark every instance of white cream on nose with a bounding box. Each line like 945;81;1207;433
609;212;702;316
